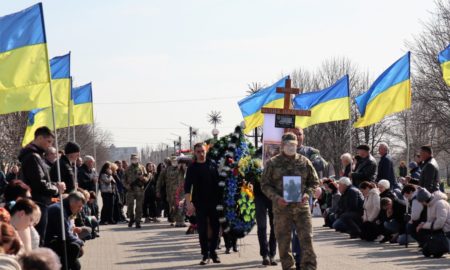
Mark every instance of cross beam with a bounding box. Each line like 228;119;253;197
261;78;311;116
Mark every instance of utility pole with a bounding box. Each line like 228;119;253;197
189;126;192;150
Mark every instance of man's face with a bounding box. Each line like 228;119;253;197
37;135;54;150
68;152;81;163
378;145;387;156
86;159;95;169
419;149;430;161
357;149;368;158
70;200;84;214
194;146;206;162
131;158;139;165
287;128;304;146
46;151;57;163
338;183;347;194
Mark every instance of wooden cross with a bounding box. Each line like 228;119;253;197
261;78;311;129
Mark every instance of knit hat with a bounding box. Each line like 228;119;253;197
408;161;418;169
64;142;80;155
416;187;433;203
356;144;370;151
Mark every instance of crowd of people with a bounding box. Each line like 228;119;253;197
1;125;449;270
315;142;450;259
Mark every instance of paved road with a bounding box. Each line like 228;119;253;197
80;217;450;270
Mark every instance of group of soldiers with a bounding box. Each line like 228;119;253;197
124;154;187;228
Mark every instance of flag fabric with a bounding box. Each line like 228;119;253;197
50;53;71;107
354;52;411;128
72;83;94;126
438;45;450;86
293;75;350;128
238;76;287;134
22;53;72;146
0;3;51;114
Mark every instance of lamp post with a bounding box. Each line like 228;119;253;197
212;128;219;140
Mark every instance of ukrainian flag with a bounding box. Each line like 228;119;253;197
354;52;411;128
438;45;450;86
22;53;72;146
72;83;94;126
238;76;287;134
293;75;350;128
0;3;51;114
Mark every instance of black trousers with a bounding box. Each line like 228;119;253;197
100;192;115;223
143;184;157;218
35;202;48;246
196;206;220;257
47;240;82;270
255;194;277;258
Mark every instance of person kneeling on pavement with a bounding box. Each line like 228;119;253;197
332;177;364;239
45;192;86;270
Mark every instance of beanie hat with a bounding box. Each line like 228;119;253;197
416;187;433;203
377;179;390;190
64;142;80;155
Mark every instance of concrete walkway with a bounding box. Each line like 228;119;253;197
80;217;450;270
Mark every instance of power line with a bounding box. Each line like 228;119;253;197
95;96;244;105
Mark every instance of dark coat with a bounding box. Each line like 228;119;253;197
419;157;440;192
45;199;84;247
77;164;97;192
376;154;397;189
336;186;364;217
51;155;75;193
351;155;377;187
18;144;59;205
399;166;407;177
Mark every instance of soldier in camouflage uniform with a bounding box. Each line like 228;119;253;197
261;132;319;270
157;156;186;226
124;154;148;228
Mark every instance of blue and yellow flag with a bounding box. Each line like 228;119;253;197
72;83;94;126
354;52;411;128
293;75;350;128
22;53;72;146
438;45;450;86
238;76;287;134
0;3;51;114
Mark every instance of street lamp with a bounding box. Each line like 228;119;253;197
212;128;219;140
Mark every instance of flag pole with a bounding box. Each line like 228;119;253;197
347;75;352;154
67;52;72;142
39;4;68;270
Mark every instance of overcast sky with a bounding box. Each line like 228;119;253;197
4;0;437;149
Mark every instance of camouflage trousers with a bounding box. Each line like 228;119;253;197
126;188;144;222
168;192;185;224
273;204;317;270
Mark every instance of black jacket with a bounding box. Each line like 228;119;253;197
51;155;75;193
336;186;364;217
78;164;97;192
352;155;377;186
45;199;84;247
376;154;397;188
184;159;220;209
18;144;59;205
419;157;440;192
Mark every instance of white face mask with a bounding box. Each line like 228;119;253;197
283;144;297;156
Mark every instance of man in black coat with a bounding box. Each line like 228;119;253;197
46;192;85;270
18;126;66;245
333;177;364;238
376;143;397;189
185;143;221;265
418;145;440;192
77;155;97;192
350;144;377;187
51;142;81;194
